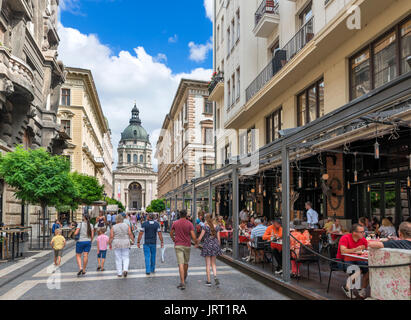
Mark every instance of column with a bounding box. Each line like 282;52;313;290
281;144;291;282
208;179;213;217
192;184;197;228
232;167;239;260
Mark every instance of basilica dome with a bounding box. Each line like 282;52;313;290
120;104;149;143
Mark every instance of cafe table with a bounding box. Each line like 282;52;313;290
342;251;369;261
61;227;73;239
270;240;283;251
220;230;233;253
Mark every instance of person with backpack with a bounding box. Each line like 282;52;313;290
74;213;94;276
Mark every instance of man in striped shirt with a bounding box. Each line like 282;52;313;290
249;219;267;263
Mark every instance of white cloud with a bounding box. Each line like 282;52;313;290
168;34;178;43
58;24;212;171
59;0;82;15
204;0;214;22
154;53;167;63
188;38;213;63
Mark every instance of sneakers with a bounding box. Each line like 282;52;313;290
214;278;220;286
275;269;283;275
205;281;212;287
341;285;352;299
241;256;249;261
358;288;367;299
177;283;186;290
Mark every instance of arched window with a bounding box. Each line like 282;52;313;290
127;154;131;163
140;155;144;163
119;154;123;162
133;154;138;163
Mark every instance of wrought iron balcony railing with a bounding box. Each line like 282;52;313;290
208;72;224;94
255;0;279;27
246;17;314;102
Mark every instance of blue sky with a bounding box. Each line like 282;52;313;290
58;0;214;169
60;0;213;73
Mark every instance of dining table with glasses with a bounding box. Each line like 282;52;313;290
342;250;369;262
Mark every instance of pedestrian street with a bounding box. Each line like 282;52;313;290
0;233;292;300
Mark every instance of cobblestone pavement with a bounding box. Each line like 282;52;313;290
0;232;292;300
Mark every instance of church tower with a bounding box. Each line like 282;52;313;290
113;104;157;211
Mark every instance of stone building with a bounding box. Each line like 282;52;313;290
0;0;66;225
155;79;215;206
57;67;113;207
113;105;157;211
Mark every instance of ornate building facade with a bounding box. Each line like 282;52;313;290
0;0;66;225
57;67;113;200
113;105;157;211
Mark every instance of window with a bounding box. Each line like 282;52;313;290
216;108;220;129
401;19;411;74
231;74;235;105
239;130;247;155
297;79;324;126
203;164;214;176
247;126;256;154
127;154;131;163
236;68;240;100
216;25;220;46
184;99;188;121
231;19;235;50
299;2;313;27
140;155;144;163
61;89;70;106
227;27;230;56
350;48;371;99
61;120;71;137
221;17;224;43
133;154;138;163
266;107;283;144
236;10;240;41
227;79;231;108
270;41;280;58
204;128;213;145
204;100;213;114
350;16;411;100
374;31;397;88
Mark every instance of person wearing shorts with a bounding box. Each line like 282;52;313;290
170;209;198;290
97;227;109;271
50;229;65;267
74;214;94;276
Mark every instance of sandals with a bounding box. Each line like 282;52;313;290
77;269;83;276
177;283;186;290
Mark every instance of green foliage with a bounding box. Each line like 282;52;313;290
106;197;125;211
71;172;104;205
0;146;77;209
147;199;166;213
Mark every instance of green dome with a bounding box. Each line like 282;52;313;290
120;104;150;142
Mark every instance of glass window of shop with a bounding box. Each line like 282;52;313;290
297;79;324;127
350;16;411;100
265;107;282;144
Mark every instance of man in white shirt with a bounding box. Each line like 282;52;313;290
305;202;319;229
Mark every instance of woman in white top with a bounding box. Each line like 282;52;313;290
378;218;397;238
109;214;134;277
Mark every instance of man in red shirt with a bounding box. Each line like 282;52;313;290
170;209;198;290
337;224;369;299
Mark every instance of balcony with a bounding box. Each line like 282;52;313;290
246;17;314;102
0;47;35;102
253;0;280;38
94;157;105;168
208;72;224;101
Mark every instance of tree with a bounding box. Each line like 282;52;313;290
147;199;166;213
146;205;153;213
0;146;78;220
70;172;104;205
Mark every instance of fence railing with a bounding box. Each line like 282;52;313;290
208;72;224;94
246;17;314;102
255;0;280;27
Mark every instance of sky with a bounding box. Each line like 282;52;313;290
58;0;215;170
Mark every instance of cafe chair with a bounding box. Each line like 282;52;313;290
291;245;322;283
252;237;268;267
326;244;344;293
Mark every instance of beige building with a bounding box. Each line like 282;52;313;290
57;67;113;200
156;79;215;207
0;0;66;226
113;105;157;211
208;0;410;221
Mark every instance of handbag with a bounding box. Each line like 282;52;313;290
74;223;81;241
161;247;166;263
